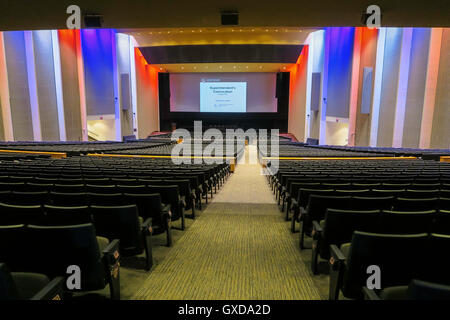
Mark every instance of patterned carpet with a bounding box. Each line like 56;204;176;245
132;151;321;300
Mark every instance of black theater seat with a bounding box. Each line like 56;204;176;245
42;205;92;226
91;205;153;270
122;193;172;246
0;262;64;300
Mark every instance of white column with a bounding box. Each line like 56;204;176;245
75;30;87;141
112;32;121;141
51;30;67;141
348;27;362;146
319;30;330;145
0;32;14;141
369;27;387;147
24;31;42;141
129;35;139;137
419;28;443;149
392;28;413;148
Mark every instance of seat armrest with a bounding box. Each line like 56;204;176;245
330;244;346;269
311;220;323;240
161;203;172;218
30;277;65;300
102;239;120;265
363;287;381;300
179;195;186;208
142;218;152;235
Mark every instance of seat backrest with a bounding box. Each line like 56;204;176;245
116;185;147;194
343;231;429;299
323;209;380;249
122;193;163;223
423;234;450;286
0;263;23;300
307;195;352;222
0;203;43;225
439;198;450;211
407;279;450;300
298;188;334;208
42;205;91;226
27;223;106;291
379;210;435;234
49;192;88;206
9;191;49;206
393;197;439;211
91;205;142;254
405;189;440;198
87;193;123;206
351;196;394;210
85;184;117;194
0;225;28;271
52;184;85;193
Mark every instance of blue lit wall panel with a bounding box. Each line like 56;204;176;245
325;27;355;118
81;29;116;116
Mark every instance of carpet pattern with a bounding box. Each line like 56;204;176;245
133;203;321;300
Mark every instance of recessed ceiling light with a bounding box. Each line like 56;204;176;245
181;66;184;69
275;29;278;32
265;29;269;32
199;30;202;32
239;29;242;32
216;29;219;32
219;66;222;68
231;29;234;32
246;66;249;68
192;30;195;32
251;29;255;32
283;66;286;69
194;66;197;69
259;66;262;69
233;66;236;68
180;30;183;33
205;66;208;68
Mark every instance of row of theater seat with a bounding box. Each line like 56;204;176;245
0;156;231;300
268;159;450;300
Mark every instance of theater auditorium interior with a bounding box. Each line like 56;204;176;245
0;0;449;304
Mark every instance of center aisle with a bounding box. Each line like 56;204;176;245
133;146;321;300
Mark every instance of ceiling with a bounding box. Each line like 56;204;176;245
0;0;449;31
152;63;294;73
122;27;317;47
128;27;313;72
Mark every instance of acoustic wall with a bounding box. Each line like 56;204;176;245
430;28;450;148
32;30;60;141
58;30;83;141
3;31;33;141
402;28;431;148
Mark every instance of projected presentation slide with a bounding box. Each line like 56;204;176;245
170;73;277;113
200;82;247;113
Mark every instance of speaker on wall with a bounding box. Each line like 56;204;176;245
361;67;373;114
84;14;103;28
158;73;170;99
276;72;289;99
221;11;239;25
310;72;321;112
120;73;130;111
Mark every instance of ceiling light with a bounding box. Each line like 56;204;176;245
283;66;286;69
233;66;236;68
246;66;249;68
259;66;262;69
216;29;219;32
265;29;269;32
251;29;255;32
